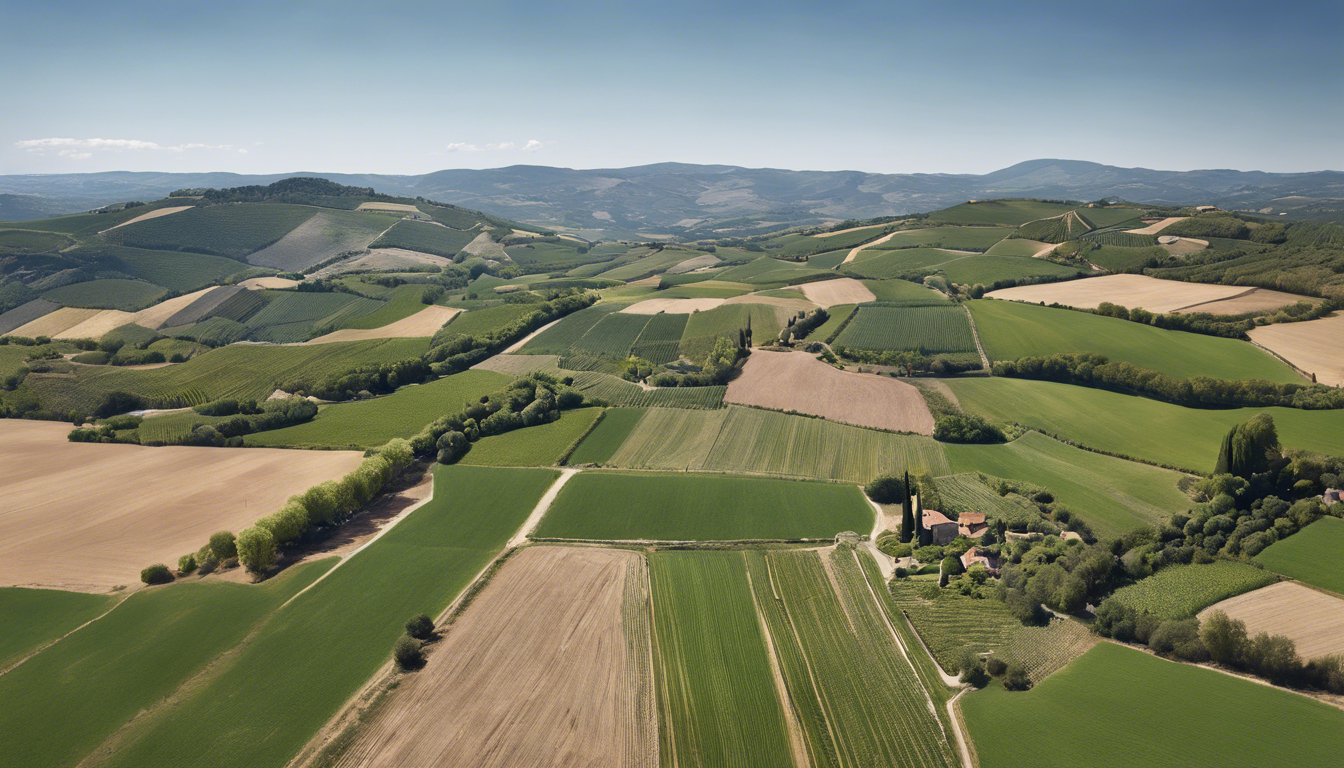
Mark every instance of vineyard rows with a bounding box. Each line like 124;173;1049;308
833;305;977;354
1109;562;1276;619
935;473;1041;528
565;371;726;409
1080;230;1159;248
1013;211;1094;244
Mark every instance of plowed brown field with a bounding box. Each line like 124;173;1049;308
725;349;934;434
788;277;875;306
334;546;657;768
1199;581;1344;660
306;305;460;344
986;274;1306;314
1248;313;1344;386
0;420;362;591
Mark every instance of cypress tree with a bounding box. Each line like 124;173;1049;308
916;491;931;548
1214;426;1236;476
900;471;914;543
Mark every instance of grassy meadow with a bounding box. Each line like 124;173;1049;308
968;299;1302;382
459;406;602;466
534;471;873;540
566;407;645;465
0;588;116;671
943;377;1344;472
100;465;557;768
961;642;1344;768
1255;516;1344;595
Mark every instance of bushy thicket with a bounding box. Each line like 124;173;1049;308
993;353;1344;410
407;373;586;464
831;346;981;375
780;308;829;344
649;337;747;387
933;413;1006;443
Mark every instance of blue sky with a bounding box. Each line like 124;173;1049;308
2;0;1340;175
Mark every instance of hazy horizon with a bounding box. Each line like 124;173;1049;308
3;0;1340;176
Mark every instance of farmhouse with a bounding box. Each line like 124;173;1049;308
1323;488;1341;507
958;511;988;539
961;547;1000;573
923;509;958;545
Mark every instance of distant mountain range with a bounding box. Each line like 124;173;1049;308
3;159;1343;237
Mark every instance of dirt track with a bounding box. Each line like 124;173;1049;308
1200;582;1344;660
726;350;935;434
98;205;194;233
0;420;362;591
334;546;656;768
1126;217;1188;235
239;276;300;290
620;297;726;314
306;305;461;344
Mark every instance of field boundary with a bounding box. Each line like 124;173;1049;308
0;592;132;678
962;304;990;369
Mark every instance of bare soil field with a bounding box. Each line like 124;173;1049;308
726;349;934;434
666;253;721;274
620;297;726;314
460;232;509;261
1160;237;1208;256
98;205;194;233
239;276;300;290
814;222;891;238
334;546;656;768
0;420;362;592
1180;288;1322;316
12;306;103;337
471;353;560;375
787;277;876;306
355;202;421;213
53;309;137;340
1248;313;1344;386
1127;217;1188;235
986;274;1280;314
307;305;460;344
841;230;900;264
1199;582;1344;660
127;286;218;329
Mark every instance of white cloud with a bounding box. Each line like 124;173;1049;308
15;137;238;155
445;140;547;153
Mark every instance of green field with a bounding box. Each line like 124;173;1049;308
84;244;247;292
647;551;797;767
608;405;951;483
680;303;784;361
566;407;645;464
930;200;1079;226
0;588;116;670
968;299;1301;382
0;560;334;768
1080;244;1168;272
944;432;1191;538
460;406;602;466
42;279;167;311
984;238;1050;257
939;253;1083;284
243;289;382;341
534;471;872;540
1256;517;1344;594
846;247;965;278
1110;562;1276;619
441;302;540;338
246;369;509;448
517;303;623;355
594;248;691;281
28;337;430;416
747;548;958;767
874;226;1014;251
715;256;832;285
1015;211;1095;243
862;279;952;303
630;311;688;364
103;203;316;259
100;465;557;768
369;219;478;257
334;284;436;330
834;304;977;357
0;228;72;253
1;199;207;237
934;473;1043;529
961;642;1344;768
944;377;1344;472
564;370;727;408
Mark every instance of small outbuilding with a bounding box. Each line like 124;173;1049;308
961;547;1000;574
923;509;958;545
958;512;988;539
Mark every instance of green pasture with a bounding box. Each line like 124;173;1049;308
439;302;540;338
930;200;1078;226
939;254;1083;284
968;299;1302;382
534;470;873;540
0;588;116;671
1256;516;1344;595
369;219;477;258
336;284;437;330
460;407;602;466
102;203;316;259
874;226;1014;252
101;465;557;768
0;561;334;768
943;377;1344;472
962;642;1344;768
943;432;1192;538
862;278;952;303
246;369;509;448
566;407;646;465
42;279;167;311
835;304;977;356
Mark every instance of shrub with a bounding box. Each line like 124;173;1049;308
1148;618;1209;662
209;530;237;561
257;501;310;545
1002;665;1032;691
933;413;1006;443
864;474;906;504
393;634;425;670
195;544;219;573
140;564;174;585
958;648;989;687
986;656;1008;677
405;613;435;640
236;526;277;573
177;554;197;574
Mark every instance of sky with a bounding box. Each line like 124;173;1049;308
2;0;1341;176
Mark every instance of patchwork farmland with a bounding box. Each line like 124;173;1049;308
3;177;1343;768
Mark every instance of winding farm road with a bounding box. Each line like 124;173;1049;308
508;468;579;548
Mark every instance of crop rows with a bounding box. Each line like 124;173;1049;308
833;305;977;354
680;304;784;362
1109;562;1277;619
518;304;623;355
1079;230;1158;248
369;220;479;258
42;279;167;312
631;312;688;364
647;551;797;767
1013;211;1094;244
747;548;957;767
888;577;1022;673
935;473;1041;528
565;371;726;409
569;313;653;358
608;406;950;482
1003;617;1098;682
103;203;316;259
